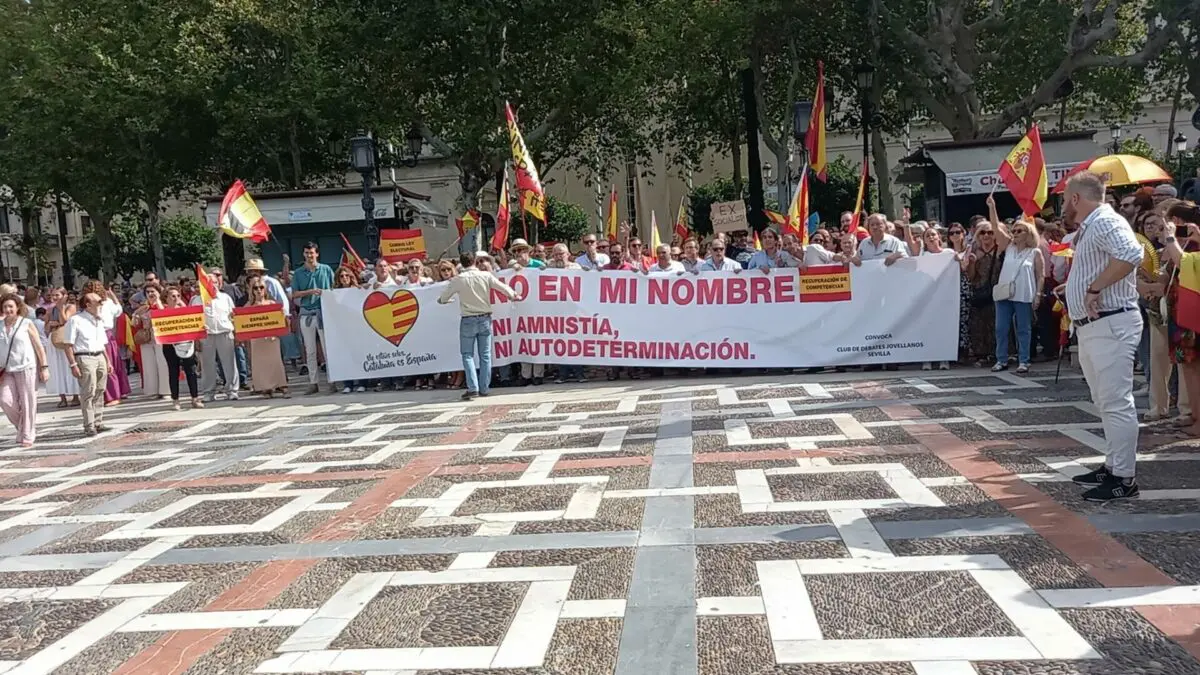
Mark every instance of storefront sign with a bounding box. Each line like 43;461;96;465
944;163;1077;197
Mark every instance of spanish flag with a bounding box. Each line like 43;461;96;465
504;102;547;221
1048;242;1074;258
673;196;690;241
763;209;787;228
115;312;141;379
339;233;366;273
456;209;481;240
605;186;619;242
847;161;869;235
195;263;218;306
806;61;827;182
753;229;763;251
491;170;511;252
649;211;662;251
789;169;810;245
216;180;272;243
998;124;1048;218
1178;252;1200;334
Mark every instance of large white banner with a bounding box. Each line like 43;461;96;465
322;254;962;381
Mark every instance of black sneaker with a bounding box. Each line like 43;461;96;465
1071;466;1110;486
1082;477;1139;502
461;391;477;401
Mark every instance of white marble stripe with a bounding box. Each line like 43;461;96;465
389;566;575;586
560;599;626;618
276;572;391;653
756;561;821;641
73;536;189;587
490;580;571;668
827;509;892;559
9;595;165;675
1039;585;1200;608
696;596;766;616
119;609;314;632
447;552;497;570
798;555;1009;575
911;663;979;675
968;569;1100;660
773;637;1039;663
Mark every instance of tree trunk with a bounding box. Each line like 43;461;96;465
147;194;166;279
731;134;744;195
871;128;893;218
20;205;38;286
92;213;118;283
1166;70;1184;157
773;147;790;213
55;194;74;290
454;171;488;256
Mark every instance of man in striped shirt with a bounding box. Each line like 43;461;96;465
1061;172;1145;502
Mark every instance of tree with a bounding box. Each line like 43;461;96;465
70;215;220;281
876;0;1200;140
359;0;659;254
541;197;591;245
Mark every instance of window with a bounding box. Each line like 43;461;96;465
79;214;92;234
624;161;638;231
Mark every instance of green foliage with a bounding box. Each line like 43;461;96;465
809;157;864;228
689;177;742;236
541;197;591;245
70;215;220;281
1118;136;1164;162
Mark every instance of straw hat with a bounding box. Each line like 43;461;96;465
509;238;531;252
245;258;268;272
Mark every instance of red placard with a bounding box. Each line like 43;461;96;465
799;264;852;303
380;229;427;263
149;305;207;344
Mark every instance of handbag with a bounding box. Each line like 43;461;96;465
992;247;1032;303
0;319;24;379
50;326;68;350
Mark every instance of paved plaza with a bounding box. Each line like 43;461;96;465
1;367;1200;674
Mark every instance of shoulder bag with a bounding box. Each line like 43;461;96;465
0;319;25;379
992;248;1032;302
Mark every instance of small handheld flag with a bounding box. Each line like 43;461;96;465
491;170;512;252
673;196;690;241
455;209;481;240
649;211;662;251
195;263;217;306
606;187;619;242
217;180;272;242
789;169;810;245
339;233;366;273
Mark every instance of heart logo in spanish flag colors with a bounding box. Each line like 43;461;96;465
361;290;420;346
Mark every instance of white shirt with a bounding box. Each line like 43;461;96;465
646;260;685;276
575;252;611;270
698;257;742;272
32;318;49;349
1065;204;1143;321
996;244;1040;304
0;318;35;373
189;292;236;334
65;312;109;354
858;234;909;261
399;276;434;288
437;267;517;316
98;299;122;330
803;244;837;265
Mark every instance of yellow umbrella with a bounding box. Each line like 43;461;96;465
1051;154;1172;193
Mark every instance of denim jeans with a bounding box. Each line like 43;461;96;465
559;364;585;380
994;300;1032;365
459;315;493;394
1137;305;1151;383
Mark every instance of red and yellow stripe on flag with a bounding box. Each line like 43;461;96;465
1178;252;1200;334
1048;242;1074;258
505;102;547;221
605;187;619;242
115;312;141;377
763;209;787;228
997;124;1048;218
806;61;827;182
195;263;217;306
491;170;511;252
362;289;419;347
456;209;480;240
847;162;869;235
790;169;810;245
673;196;689;241
752;229;763;251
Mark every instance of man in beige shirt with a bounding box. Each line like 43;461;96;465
438;252;518;399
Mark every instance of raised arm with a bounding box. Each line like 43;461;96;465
986;193;1012;250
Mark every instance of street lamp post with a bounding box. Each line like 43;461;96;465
350;134;378;260
1176;133;1189;182
1109;123;1123;154
855;63;875;212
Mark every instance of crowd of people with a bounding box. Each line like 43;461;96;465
0;174;1196;498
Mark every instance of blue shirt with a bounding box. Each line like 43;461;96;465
746;249;801;270
292;264;334;313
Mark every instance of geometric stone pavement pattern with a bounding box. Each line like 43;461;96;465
0;366;1199;673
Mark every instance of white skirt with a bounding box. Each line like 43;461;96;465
47;344;79;396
